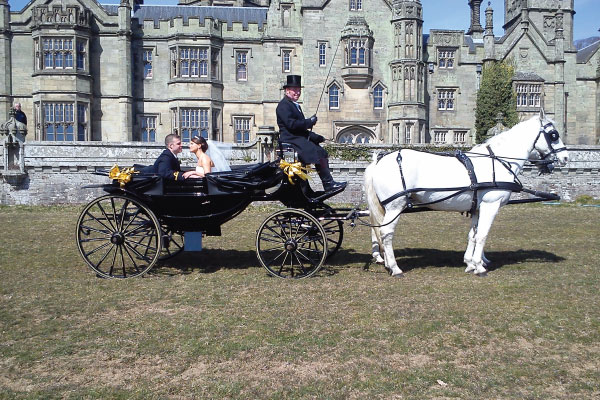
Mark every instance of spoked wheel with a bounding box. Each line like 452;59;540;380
76;194;162;278
256;208;328;279
159;225;185;260
309;205;344;260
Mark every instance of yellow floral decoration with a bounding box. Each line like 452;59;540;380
279;160;313;184
109;164;138;187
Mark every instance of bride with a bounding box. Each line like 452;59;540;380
187;135;231;178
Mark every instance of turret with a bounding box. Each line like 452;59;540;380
483;2;495;63
389;0;426;143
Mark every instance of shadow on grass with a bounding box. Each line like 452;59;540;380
387;247;565;272
148;247;563;277
151;248;259;276
150;247;375;277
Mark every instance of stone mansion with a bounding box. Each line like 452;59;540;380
1;0;598;146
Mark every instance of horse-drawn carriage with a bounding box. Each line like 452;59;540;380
76;112;568;280
76;147;357;279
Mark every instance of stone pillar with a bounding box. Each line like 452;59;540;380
554;11;566;141
467;0;484;39
0;0;11;121
118;0;133;141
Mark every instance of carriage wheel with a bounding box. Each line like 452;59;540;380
309;205;344;260
76;194;162;278
256;209;328;279
159;225;185;260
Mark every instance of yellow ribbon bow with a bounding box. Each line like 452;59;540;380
109;164;138;187
279;160;313;184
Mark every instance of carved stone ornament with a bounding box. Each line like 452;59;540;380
432;32;460;46
32;5;91;29
341;17;373;39
0;110;28;184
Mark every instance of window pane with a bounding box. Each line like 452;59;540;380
329;85;339;109
319;43;326;67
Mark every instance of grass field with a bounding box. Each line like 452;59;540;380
0;203;599;399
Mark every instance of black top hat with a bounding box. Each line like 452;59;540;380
283;75;302;88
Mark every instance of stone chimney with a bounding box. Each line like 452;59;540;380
467;0;484;39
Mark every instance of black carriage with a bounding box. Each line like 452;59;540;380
75;153;353;279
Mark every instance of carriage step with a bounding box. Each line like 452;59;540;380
184;232;203;252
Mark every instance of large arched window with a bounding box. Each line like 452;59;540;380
336;127;374;143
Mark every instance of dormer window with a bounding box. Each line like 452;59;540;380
349;0;362;11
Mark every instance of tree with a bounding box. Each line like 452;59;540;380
475;60;519;143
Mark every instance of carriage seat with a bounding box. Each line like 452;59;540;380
278;143;300;164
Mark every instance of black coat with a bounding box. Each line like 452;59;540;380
276;96;327;164
14;110;27;125
145;149;185;180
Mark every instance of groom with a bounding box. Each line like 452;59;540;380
147;133;196;180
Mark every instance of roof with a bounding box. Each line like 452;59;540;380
101;4;268;29
576;38;600;64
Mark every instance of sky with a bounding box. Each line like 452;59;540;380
7;0;600;40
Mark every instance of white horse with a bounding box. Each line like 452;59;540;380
364;111;569;277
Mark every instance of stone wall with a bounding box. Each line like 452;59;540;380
0;142;599;205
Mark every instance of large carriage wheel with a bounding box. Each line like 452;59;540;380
159;225;185;260
256;209;328;279
76;194;162;278
309;205;344;260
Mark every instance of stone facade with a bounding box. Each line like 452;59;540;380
1;141;599;205
0;0;598;146
1;0;599;205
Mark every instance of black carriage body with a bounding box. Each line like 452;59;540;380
97;161;341;235
77;161;347;279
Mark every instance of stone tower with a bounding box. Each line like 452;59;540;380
388;0;426;144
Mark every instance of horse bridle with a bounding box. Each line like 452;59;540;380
530;121;567;174
534;121;567;160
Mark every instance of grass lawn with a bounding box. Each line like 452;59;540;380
0;202;598;399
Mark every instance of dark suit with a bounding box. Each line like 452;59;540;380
276;96;327;164
146;149;184;180
14;110;27;125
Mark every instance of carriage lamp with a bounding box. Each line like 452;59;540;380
428;63;435;73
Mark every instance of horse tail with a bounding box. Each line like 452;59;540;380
364;156;385;254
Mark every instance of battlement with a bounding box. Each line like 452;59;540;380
129;5;267;34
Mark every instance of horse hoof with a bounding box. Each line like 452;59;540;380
391;272;404;278
475;271;488;278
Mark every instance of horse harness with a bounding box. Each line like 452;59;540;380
378;149;524;216
378;121;566;215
